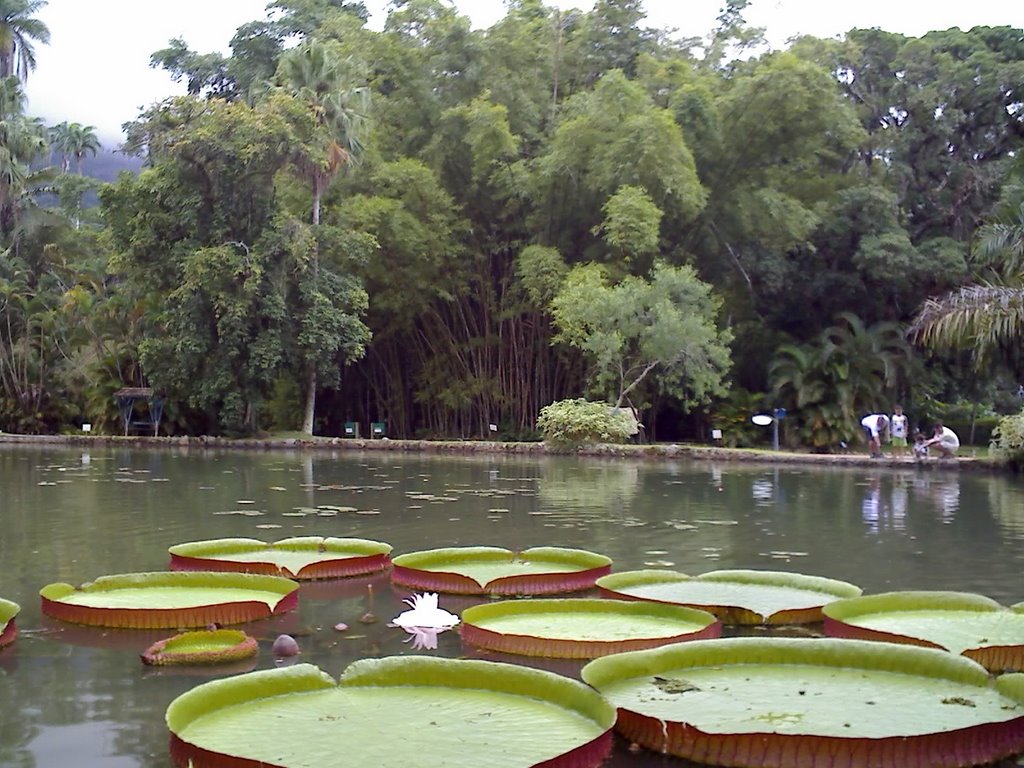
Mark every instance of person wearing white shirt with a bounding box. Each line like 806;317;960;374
860;413;889;458
923;422;959;458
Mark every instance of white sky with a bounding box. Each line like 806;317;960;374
25;0;1024;144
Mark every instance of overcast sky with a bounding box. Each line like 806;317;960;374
24;0;1024;144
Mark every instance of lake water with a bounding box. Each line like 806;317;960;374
1;444;1022;767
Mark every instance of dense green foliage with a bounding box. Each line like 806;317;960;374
1;0;1023;443
537;398;637;449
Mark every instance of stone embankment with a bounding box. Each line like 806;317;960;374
0;431;991;470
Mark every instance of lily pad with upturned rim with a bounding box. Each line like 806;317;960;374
142;629;259;666
169;537;392;580
166;656;616;768
0;598;19;648
823;591;1024;672
391;546;612;595
597;569;861;624
460;598;721;658
41;572;299;629
582;637;1024;768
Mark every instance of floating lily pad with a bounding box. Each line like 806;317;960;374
167;657;615;768
582;637;1024;768
169;537;392;580
597;569;861;624
41;572;299;629
823;591;1024;672
142;629;258;666
460;598;720;659
392;546;612;595
0;598;19;648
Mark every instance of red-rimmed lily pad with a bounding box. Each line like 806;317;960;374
582;637;1024;768
142;629;258;666
460;598;720;659
597;569;861;624
167;656;616;768
169;536;392;580
391;546;612;595
823;591;1024;672
0;598;19;648
41;572;299;629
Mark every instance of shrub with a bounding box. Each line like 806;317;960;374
537;398;635;450
990;410;1024;469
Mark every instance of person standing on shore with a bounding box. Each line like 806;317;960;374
890;405;909;457
860;413;890;458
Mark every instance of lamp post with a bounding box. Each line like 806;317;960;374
752;409;786;450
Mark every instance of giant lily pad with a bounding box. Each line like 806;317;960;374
824;591;1024;672
41;572;299;629
0;598;18;648
597;569;861;624
582;637;1024;768
391;546;612;595
167;656;616;768
461;598;720;659
142;629;258;666
169;537;392;580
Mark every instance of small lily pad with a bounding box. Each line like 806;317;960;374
0;598;19;648
142;629;258;666
40;571;299;629
169;537;393;580
167;657;615;767
461;599;720;658
391;546;612;595
582;637;1024;767
824;591;1024;672
597;569;861;624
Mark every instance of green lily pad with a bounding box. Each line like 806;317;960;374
0;597;19;648
460;598;720;658
823;591;1024;672
169;537;392;580
597;569;861;624
41;571;299;629
142;629;259;666
167;657;615;768
582;637;1024;767
392;546;612;595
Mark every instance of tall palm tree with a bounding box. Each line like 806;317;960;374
278;39;369;226
277;39;370;435
0;0;49;81
0;76;47;240
911;203;1024;367
50;121;100;173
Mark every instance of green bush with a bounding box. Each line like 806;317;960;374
537;398;636;450
990;410;1024;469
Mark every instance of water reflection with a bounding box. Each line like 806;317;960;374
2;446;1024;768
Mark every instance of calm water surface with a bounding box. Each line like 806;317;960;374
1;445;1023;767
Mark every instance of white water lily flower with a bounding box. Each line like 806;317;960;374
391;592;460;629
402;626;442;650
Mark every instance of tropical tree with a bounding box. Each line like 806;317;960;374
910;203;1024;369
0;76;48;241
49;121;100;174
276;39;371;434
550;261;732;412
0;0;48;81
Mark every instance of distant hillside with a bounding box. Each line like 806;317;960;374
79;147;145;182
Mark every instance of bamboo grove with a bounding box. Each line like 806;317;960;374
1;0;1023;446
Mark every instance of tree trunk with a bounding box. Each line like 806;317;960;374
301;365;316;435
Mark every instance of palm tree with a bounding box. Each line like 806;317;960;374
278;39;369;226
910;203;1024;367
0;0;49;81
0;76;47;240
277;39;370;435
50;121;100;174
